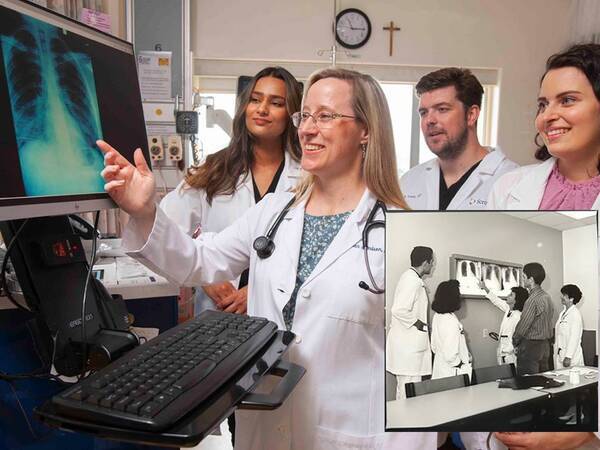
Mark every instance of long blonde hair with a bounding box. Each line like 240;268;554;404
294;67;408;209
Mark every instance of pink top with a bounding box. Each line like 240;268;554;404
539;163;600;210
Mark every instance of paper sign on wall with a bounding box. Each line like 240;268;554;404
80;8;112;34
137;51;172;101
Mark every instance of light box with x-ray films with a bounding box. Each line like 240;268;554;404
450;254;522;298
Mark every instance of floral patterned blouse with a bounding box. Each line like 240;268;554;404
539;163;600;210
282;211;352;330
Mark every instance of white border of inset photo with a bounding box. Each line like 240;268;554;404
385;210;598;432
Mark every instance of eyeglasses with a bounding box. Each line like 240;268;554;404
291;111;357;129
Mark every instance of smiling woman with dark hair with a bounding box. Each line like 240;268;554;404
161;66;302;315
489;43;600;210
430;280;472;380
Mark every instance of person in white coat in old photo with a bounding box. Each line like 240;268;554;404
555;284;585;369
386;246;434;399
479;281;529;366
99;67;435;449
430;280;472;380
161;67;302;315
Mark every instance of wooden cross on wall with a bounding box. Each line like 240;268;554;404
383;21;401;56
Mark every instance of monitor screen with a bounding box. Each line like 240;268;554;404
0;0;149;220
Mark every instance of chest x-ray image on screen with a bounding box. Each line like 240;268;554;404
0;0;148;220
1;12;104;196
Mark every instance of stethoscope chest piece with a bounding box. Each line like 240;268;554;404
253;196;296;260
253;235;275;259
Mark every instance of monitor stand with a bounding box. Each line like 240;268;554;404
1;215;137;376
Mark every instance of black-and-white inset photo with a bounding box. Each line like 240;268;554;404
385;210;598;432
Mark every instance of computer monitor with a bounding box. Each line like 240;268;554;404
0;0;149;221
0;0;147;376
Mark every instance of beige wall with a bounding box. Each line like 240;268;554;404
191;0;572;165
562;224;599;331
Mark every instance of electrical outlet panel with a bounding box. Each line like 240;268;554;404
167;135;183;161
148;135;164;161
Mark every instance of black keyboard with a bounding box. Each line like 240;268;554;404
51;311;278;431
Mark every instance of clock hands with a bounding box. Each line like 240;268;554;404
337;25;366;31
340;16;366;31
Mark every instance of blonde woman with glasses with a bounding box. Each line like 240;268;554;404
99;67;435;449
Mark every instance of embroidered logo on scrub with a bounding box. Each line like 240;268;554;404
352;243;383;252
468;198;487;206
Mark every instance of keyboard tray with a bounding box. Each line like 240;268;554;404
34;330;304;448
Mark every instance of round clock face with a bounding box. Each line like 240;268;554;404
335;8;371;49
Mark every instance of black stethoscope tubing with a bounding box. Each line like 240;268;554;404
359;200;386;294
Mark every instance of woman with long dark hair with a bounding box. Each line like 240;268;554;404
161;66;302;314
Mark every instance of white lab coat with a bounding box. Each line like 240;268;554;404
160;152;301;312
484;292;521;365
431;312;472;380
123;189;435;450
488;157;600;210
401;147;518;210
554;304;584;369
386;269;432;376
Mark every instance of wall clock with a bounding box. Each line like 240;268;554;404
335;8;371;49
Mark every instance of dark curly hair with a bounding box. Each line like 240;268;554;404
511;286;529;312
535;43;600;161
561;284;583;305
432;279;462;314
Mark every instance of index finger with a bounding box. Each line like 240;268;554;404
97;140;131;167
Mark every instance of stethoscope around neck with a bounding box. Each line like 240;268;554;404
252;196;387;294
